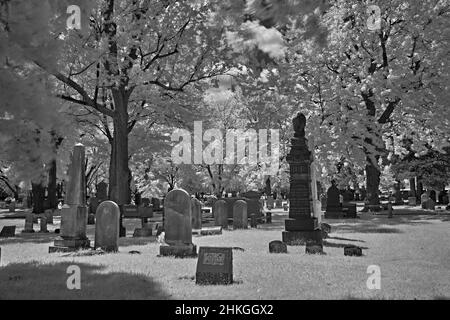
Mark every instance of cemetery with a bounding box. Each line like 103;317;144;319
1;0;450;302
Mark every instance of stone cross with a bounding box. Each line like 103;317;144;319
94;201;120;252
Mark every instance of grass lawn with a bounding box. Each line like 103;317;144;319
1;207;449;300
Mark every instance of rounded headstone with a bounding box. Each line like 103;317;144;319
94;201;120;252
214;200;228;228
164;189;192;245
269;240;287;253
233;200;248;229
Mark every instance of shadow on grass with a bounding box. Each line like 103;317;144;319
326;236;365;243
0;261;171;299
0;232;60;245
323;240;368;249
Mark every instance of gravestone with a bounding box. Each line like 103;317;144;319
0;226;16;238
49;144;90;253
159;189;196;257
191;198;202;231
44;209;54;224
241;191;262;219
344;245;363;257
342;203;357;218
282;113;322;245
275;195;283;208
408;197;417;206
196;247;233;285
96;182;108;201
233;200;248;229
213;200;228;228
265;211;272;223
151;198;161;210
94;201;120;252
305;242;324;254
266;197;274;210
39;216;49;233
22;213;35;233
421;193;429;209
269;240;287;253
324;180;343;218
87;213;95;225
249;214;257;228
89;197;100;214
424;198;436;210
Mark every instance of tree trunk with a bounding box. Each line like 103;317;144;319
365;158;380;205
409;178;416;198
108;140;116;200
31;182;45;214
47;159;57;209
109;89;131;205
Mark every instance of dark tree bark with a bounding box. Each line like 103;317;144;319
365;158;381;205
409;178;416;198
47;159;57;209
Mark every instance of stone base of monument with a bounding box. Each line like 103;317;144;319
282;230;322;245
133;228;153;237
285;217;319;230
21;229;35;233
49;238;91;253
159;243;197;258
324;210;344;219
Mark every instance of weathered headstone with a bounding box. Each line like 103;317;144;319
266;197;274;210
249;214;257;228
39;216;49;233
0;226;16;238
213;200;228;229
282;113;322;246
421;193;429;209
344;245;362;257
191;198;202;231
305;242;324;254
408;196;417;206
44;209;54;224
265;211;272;224
424;198;436;210
269;240;287;253
233;200;248;229
342;203;357;218
324;180;343;218
22;213;35;233
49;144;90;253
159;189;196;257
196;247;233;285
241;191;262;219
94;201;120;252
89;197;100;214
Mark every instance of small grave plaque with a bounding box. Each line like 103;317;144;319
196;247;232;285
0;226;16;238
